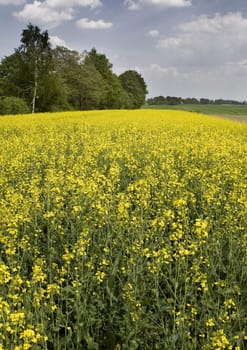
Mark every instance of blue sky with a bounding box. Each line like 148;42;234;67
1;0;247;100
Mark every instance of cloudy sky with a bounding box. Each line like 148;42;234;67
1;0;247;100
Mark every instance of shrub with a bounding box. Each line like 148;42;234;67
0;96;30;115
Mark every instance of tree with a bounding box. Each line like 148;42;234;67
119;70;148;108
66;63;107;110
0;79;3;97
35;72;70;112
166;96;182;105
101;73;131;109
0;53;25;98
200;98;212;104
53;46;107;110
0;25;66;112
0;26;149;112
17;23;52;113
183;97;199;104
84;48;131;109
84;48;113;79
146;96;166;105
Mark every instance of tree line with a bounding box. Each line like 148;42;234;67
0;24;148;114
147;95;247;106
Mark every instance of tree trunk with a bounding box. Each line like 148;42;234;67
32;67;38;114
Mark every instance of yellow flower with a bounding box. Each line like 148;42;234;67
32;264;46;284
0;263;11;284
9;312;25;326
95;271;106;284
210;329;230;349
206;318;215;327
224;298;236;309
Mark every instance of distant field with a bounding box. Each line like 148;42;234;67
143;104;247;122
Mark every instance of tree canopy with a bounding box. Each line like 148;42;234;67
119;70;148;109
0;24;148;114
146;95;246;106
18;23;52;113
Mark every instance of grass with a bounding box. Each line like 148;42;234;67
143;104;247;122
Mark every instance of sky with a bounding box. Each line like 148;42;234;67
1;0;247;100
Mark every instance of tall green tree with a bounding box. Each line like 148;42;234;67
66;62;107;110
119;70;148;108
17;23;52;113
0;25;148;112
102;73;131;109
0;79;3;97
53;46;107;110
84;48;113;79
0;53;25;99
84;48;132;109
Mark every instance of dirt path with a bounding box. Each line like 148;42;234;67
210;114;247;123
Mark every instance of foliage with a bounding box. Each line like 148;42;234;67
84;47;113;80
102;73;132;109
147;95;183;105
52;46;142;110
0;25;147;112
0;52;26;99
0;25;66;113
34;73;70;112
84;48;132;109
147;96;246;106
17;23;53;113
55;49;107;110
119;70;148;108
0;96;29;115
0;110;247;349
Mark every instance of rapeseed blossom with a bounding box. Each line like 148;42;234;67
0;110;246;349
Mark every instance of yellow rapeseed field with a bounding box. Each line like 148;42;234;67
0;110;247;349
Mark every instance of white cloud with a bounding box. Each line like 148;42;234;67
144;61;247;100
76;18;113;29
124;0;139;10
223;60;247;76
157;37;181;48
150;63;179;76
14;1;74;28
13;0;102;27
50;35;68;47
144;12;247;100
0;0;25;4
148;29;159;37
156;12;247;67
46;0;102;9
124;0;191;11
